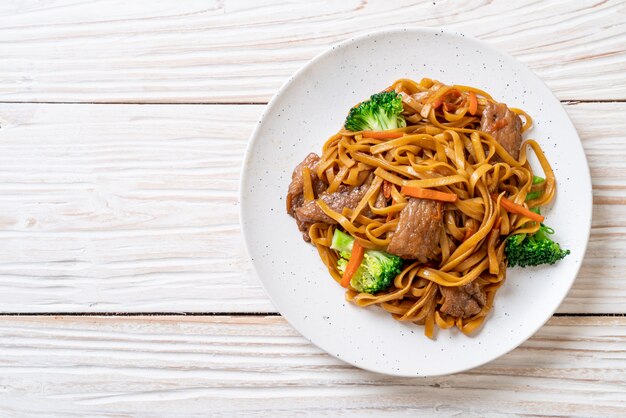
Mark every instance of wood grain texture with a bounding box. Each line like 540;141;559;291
0;102;623;313
0;315;622;417
0;0;625;103
0;104;266;312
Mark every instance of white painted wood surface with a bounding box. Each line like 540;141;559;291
0;102;623;313
0;0;624;415
0;0;625;103
0;315;623;417
0;104;263;312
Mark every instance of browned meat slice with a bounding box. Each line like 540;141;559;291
286;153;324;215
286;153;327;241
374;190;387;209
294;185;368;224
291;194;314;242
439;281;487;318
480;102;522;160
387;198;443;261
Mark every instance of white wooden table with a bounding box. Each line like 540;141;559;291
1;1;625;415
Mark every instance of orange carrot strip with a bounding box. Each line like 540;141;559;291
382;180;392;199
401;186;458;203
496;194;545;223
491;118;509;131
361;131;404;139
341;241;364;288
468;92;478;115
432;89;461;110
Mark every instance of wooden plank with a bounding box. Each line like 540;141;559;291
561;101;626;313
0;315;622;416
0;0;625;103
0;104;268;312
0;102;623;313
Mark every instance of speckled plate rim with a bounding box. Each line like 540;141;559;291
239;27;592;377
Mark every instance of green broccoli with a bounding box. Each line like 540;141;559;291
505;224;570;268
508;177;569;267
331;229;403;293
330;228;353;259
525;190;543;201
526;176;546;201
344;91;406;132
532;175;545;185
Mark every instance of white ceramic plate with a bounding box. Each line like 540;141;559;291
240;28;592;377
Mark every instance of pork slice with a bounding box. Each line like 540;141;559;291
439;281;487;319
288;194;313;241
286;153;324;215
480;102;522;160
387;198;443;261
286;153;326;241
294;184;368;224
374;190;387;209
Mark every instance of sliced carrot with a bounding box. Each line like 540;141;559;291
491;118;509;131
383;85;394;92
432;89;461;110
340;241;364;288
361;131;404;139
382;180;392;199
495;194;545;223
401;186;458;203
468;92;478;116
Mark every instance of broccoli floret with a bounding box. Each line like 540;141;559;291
331;229;403;293
344;91;406;132
525;190;543;201
526;176;546;201
337;258;349;273
330;229;353;259
357;250;404;293
532;175;545;185
505;224;570;268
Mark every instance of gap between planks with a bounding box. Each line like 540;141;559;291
0;312;622;317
